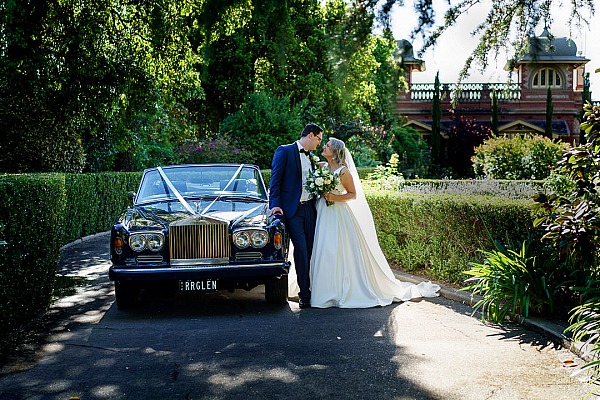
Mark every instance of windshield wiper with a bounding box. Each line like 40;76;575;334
218;194;267;202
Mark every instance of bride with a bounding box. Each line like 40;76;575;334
289;137;440;308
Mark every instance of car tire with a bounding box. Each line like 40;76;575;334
265;274;288;304
115;281;139;310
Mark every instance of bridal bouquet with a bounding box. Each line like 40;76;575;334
305;165;339;206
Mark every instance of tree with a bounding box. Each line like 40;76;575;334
445;111;491;177
545;87;554;139
431;72;442;166
490;89;499;136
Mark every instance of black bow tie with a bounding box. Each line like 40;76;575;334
299;148;311;156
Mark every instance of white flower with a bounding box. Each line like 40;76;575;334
315;177;324;186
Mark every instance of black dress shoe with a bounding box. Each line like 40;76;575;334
299;299;311;308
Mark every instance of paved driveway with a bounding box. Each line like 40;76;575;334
0;234;595;400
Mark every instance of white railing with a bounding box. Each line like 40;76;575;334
409;83;521;103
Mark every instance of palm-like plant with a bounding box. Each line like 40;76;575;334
464;240;555;323
565;283;600;389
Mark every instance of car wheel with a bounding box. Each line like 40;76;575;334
115;281;139;310
265;274;288;304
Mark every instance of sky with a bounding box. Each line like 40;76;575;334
386;0;599;98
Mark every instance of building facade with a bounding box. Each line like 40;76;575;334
396;30;590;146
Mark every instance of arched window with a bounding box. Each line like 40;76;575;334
531;67;563;89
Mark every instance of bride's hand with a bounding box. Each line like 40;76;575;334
324;193;332;202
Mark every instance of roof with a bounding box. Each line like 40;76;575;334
395;40;426;72
510;29;589;66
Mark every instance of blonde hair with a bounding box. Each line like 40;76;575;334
329;137;346;165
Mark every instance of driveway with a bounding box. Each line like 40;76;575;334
0;233;595;400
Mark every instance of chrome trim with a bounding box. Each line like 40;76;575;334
171;257;229;267
137;255;164;264
112;263;288;273
235;252;263;260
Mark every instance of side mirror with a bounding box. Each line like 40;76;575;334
128;191;136;201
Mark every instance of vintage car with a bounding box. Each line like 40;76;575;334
109;164;290;309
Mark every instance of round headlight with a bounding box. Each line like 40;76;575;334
146;234;164;252
233;231;251;249
129;235;146;252
250;230;268;248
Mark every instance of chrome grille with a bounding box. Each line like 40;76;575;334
169;216;231;263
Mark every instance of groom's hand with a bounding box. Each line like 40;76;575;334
269;207;284;216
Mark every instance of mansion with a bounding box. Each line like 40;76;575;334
395;29;591;145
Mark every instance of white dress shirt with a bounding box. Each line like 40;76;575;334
296;141;313;202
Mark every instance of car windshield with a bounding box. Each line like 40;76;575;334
135;165;268;205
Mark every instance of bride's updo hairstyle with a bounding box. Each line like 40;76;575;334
329;137;346;166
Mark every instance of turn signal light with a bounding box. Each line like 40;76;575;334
114;237;123;255
274;232;282;250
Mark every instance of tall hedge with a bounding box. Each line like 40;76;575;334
368;192;538;284
0;172;141;359
0;174;66;356
62;172;142;243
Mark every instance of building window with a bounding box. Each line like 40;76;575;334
531;67;563;89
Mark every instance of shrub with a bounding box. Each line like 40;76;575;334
464;239;561;322
177;133;253;165
533;102;600;386
367;191;537;284
365;153;405;190
220;91;304;168
472;135;568;180
62;172;141;243
0;174;65;359
399;179;542;200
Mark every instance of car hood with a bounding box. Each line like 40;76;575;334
128;202;270;231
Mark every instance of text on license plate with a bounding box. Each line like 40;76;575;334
179;279;218;291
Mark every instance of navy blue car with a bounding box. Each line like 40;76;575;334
109;164;289;309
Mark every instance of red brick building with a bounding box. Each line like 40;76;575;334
395;30;590;146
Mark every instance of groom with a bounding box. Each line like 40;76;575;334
269;123;323;308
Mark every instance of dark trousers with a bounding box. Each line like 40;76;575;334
286;200;317;301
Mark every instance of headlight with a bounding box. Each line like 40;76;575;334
146;234;164;252
129;235;146;252
233;229;268;249
250;230;268;248
233;231;251;249
129;233;165;252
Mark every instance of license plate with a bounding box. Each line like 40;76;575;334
179;279;218;292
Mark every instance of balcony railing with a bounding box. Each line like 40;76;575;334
408;83;521;103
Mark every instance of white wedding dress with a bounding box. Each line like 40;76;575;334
288;150;440;308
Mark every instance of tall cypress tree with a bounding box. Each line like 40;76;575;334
431;72;442;166
490;89;498;136
545;87;553;139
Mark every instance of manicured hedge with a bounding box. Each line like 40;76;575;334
368;192;538;284
0;172;141;360
0;174;66;357
62;172;142;243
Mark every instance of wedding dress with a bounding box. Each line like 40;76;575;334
288;149;440;308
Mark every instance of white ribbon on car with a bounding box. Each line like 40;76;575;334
200;164;245;216
157;166;196;215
